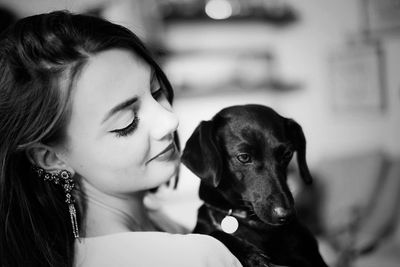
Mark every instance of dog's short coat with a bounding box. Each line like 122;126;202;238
182;105;328;267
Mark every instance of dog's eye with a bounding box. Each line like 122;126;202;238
282;150;294;161
236;153;252;164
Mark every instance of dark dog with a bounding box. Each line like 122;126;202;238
182;104;328;267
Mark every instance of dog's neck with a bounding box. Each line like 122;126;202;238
199;183;236;210
204;203;248;220
199;183;267;230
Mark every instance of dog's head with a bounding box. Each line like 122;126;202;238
182;104;312;226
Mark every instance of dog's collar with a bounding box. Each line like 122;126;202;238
204;206;289;267
205;203;248;219
205;202;267;233
205;204;290;267
206;206;238;233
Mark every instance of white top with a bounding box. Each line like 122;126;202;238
74;211;242;267
74;232;242;267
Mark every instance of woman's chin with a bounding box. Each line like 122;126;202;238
147;161;179;187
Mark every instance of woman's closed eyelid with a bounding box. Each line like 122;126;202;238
107;80;169;138
112;119;139;137
109;109;139;137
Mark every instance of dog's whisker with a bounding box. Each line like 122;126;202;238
239;199;254;207
249;213;260;220
239;203;251;209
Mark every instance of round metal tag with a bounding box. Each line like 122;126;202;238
221;215;239;234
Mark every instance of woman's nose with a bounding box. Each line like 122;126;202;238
149;101;179;140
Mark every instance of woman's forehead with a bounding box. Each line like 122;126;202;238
82;49;150;86
68;49;151;127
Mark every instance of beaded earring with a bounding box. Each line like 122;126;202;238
33;166;80;239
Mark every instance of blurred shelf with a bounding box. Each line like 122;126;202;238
158;0;298;26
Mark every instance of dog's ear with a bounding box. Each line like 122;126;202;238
285;118;313;184
181;120;223;187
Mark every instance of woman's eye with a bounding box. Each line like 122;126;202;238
236;153;252;164
110;112;139;137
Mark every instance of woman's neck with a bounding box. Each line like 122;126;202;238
81;183;156;237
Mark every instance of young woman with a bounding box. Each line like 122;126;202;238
0;11;242;267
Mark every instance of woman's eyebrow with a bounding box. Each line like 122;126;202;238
102;96;137;123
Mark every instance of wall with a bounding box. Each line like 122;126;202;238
169;0;400;164
165;0;400;228
2;0;398;161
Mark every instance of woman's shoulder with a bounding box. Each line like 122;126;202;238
74;232;178;267
148;208;189;234
74;231;238;267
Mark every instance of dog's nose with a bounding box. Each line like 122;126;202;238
273;207;293;223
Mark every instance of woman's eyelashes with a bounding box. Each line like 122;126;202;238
110;84;166;138
110;112;139;137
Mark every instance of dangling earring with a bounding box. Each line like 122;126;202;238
33;166;80;239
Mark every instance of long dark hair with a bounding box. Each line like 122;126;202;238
0;11;175;267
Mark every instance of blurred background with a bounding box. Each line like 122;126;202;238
1;0;399;266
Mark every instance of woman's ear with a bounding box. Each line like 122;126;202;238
26;143;72;173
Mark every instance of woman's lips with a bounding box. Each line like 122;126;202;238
148;143;177;163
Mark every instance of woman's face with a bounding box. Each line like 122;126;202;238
59;49;179;196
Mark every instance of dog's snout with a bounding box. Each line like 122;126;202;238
273;207;293;223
